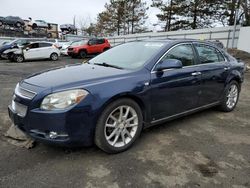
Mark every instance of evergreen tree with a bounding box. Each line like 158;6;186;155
95;0;148;36
152;0;223;30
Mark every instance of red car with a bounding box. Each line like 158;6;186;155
67;38;111;58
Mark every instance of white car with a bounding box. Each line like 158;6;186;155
13;42;60;63
60;40;85;56
31;20;50;29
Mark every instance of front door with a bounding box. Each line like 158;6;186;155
150;43;201;122
24;43;40;60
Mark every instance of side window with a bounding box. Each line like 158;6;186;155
161;44;195;66
97;39;105;44
29;43;39;49
88;39;97;45
195;44;225;64
39;43;52;48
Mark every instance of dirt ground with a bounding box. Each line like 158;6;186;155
0;56;249;188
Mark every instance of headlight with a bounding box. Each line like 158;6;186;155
40;89;88;110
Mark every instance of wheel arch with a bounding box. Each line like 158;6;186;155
97;93;148;127
79;48;87;54
226;70;243;91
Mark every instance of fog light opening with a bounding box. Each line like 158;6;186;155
49;131;58;139
49;131;69;139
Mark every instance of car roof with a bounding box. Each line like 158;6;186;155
140;38;221;48
30;41;53;44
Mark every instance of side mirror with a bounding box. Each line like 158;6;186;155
26;47;30;51
156;59;183;71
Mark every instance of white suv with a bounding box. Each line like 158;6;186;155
13;42;60;63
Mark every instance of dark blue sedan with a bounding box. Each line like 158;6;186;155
8;39;245;153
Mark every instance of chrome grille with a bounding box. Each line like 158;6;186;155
11;100;27;117
15;83;36;100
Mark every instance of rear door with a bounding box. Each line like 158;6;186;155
193;43;230;106
150;43;202;121
38;43;53;58
87;39;98;54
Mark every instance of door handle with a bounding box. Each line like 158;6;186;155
224;67;230;71
191;72;201;76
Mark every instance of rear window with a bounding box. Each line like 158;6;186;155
194;44;225;64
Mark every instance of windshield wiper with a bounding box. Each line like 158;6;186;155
94;62;124;69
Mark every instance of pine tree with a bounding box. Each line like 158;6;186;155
152;0;224;30
95;0;149;36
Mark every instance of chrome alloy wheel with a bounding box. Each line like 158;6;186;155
226;84;238;109
104;105;139;148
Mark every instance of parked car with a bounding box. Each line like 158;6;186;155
8;39;244;153
29;20;50;29
60;24;76;33
0;16;4;26
13;42;60;62
67;38;111;58
0;39;30;58
1;47;20;61
60;40;84;56
0;16;25;28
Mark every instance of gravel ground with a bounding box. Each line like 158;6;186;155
0;56;249;188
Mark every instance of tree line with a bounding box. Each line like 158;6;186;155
81;0;250;36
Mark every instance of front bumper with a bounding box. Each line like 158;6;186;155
8;96;97;147
67;51;78;57
1;53;8;59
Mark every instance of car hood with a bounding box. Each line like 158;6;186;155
72;44;88;49
3;48;19;54
23;64;132;90
0;44;12;53
61;44;70;50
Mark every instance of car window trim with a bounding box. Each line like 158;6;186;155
192;42;227;64
151;42;195;73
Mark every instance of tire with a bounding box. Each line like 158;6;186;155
32;23;37;29
103;48;110;52
47;33;52;38
219;81;240;112
16;22;21;28
79;50;87;59
95;98;143;153
15;55;24;63
50;53;58;61
0;21;3;26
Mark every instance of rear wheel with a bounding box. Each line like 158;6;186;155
15;22;21;28
95;98;143;153
219;81;240;112
0;21;3;26
79;50;87;59
50;53;58;61
15;55;24;63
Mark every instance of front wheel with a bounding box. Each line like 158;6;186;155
79;50;87;59
219;81;240;112
15;55;24;63
95;98;143;153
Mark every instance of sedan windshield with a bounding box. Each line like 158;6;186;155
89;42;165;70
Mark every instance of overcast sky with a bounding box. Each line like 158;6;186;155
0;0;160;29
